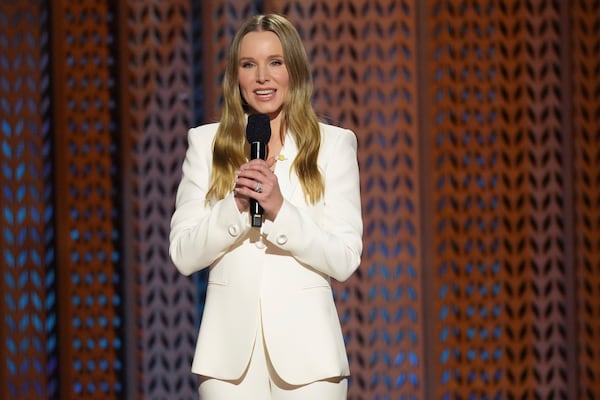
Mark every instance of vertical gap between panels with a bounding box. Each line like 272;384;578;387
416;1;435;399
115;1;137;399
48;1;71;398
558;3;578;399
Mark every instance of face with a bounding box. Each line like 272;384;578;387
238;31;290;120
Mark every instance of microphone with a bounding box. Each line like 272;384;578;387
246;114;271;227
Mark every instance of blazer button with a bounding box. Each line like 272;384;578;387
228;224;240;236
276;234;288;245
255;241;266;249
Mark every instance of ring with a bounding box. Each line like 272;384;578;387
255;182;262;193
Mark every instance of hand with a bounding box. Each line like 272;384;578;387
234;157;283;221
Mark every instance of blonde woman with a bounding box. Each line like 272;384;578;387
169;13;362;399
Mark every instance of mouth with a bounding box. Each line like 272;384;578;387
254;89;276;97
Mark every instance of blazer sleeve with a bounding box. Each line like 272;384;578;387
261;126;363;282
169;125;251;276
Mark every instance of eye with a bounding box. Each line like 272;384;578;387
270;59;283;66
240;61;255;68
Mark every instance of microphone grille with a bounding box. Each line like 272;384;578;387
246;114;271;143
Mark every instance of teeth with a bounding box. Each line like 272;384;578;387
256;90;274;95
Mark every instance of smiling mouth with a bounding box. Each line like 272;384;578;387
255;89;276;96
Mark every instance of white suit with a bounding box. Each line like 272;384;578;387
169;121;363;385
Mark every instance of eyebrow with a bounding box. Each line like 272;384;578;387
238;54;284;62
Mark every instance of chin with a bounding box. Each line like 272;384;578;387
251;106;282;118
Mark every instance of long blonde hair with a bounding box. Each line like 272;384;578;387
206;14;324;204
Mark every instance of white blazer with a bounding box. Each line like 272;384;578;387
169;121;363;385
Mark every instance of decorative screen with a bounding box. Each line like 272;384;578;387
1;1;598;399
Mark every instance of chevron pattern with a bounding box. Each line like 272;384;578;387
279;2;425;398
0;1;55;398
1;1;599;399
122;1;198;398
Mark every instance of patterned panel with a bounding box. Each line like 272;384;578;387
0;2;55;399
572;1;600;399
2;1;599;399
497;2;570;399
50;2;122;398
429;2;507;398
200;1;261;120
430;1;571;399
272;1;424;398
121;1;198;399
191;1;205;126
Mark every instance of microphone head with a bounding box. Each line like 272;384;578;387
246;114;271;143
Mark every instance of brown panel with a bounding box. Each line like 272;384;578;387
50;1;121;398
2;1;597;399
200;2;258;121
497;2;570;399
428;2;510;398
0;1;51;398
118;1;198;398
270;1;425;398
572;1;600;399
428;1;572;398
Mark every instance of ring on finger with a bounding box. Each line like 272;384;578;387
255;182;263;193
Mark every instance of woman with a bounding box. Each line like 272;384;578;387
169;13;362;399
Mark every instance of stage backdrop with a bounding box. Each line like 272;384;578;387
1;1;599;399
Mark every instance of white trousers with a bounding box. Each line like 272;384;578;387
198;321;348;399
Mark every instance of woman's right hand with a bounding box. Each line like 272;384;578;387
234;157;283;221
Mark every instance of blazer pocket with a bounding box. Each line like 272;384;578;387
301;282;332;291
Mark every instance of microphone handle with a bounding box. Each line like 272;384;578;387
249;141;267;227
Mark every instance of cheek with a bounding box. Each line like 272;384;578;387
274;73;290;92
238;72;252;92
278;71;290;87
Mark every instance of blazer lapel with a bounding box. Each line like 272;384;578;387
274;133;302;202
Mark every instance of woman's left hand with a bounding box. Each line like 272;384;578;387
234;157;283;222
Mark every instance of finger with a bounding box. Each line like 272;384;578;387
266;157;277;169
237;169;269;187
236;176;260;193
241;159;269;171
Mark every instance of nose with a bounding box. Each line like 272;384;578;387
256;65;269;83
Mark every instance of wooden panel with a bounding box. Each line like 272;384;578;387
118;1;198;398
0;1;54;398
50;1;122;398
269;1;425;398
427;1;576;398
0;1;598;399
428;2;510;398
199;2;259;121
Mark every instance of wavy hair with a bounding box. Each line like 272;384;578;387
206;14;324;204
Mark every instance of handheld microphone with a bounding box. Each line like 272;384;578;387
246;114;271;227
